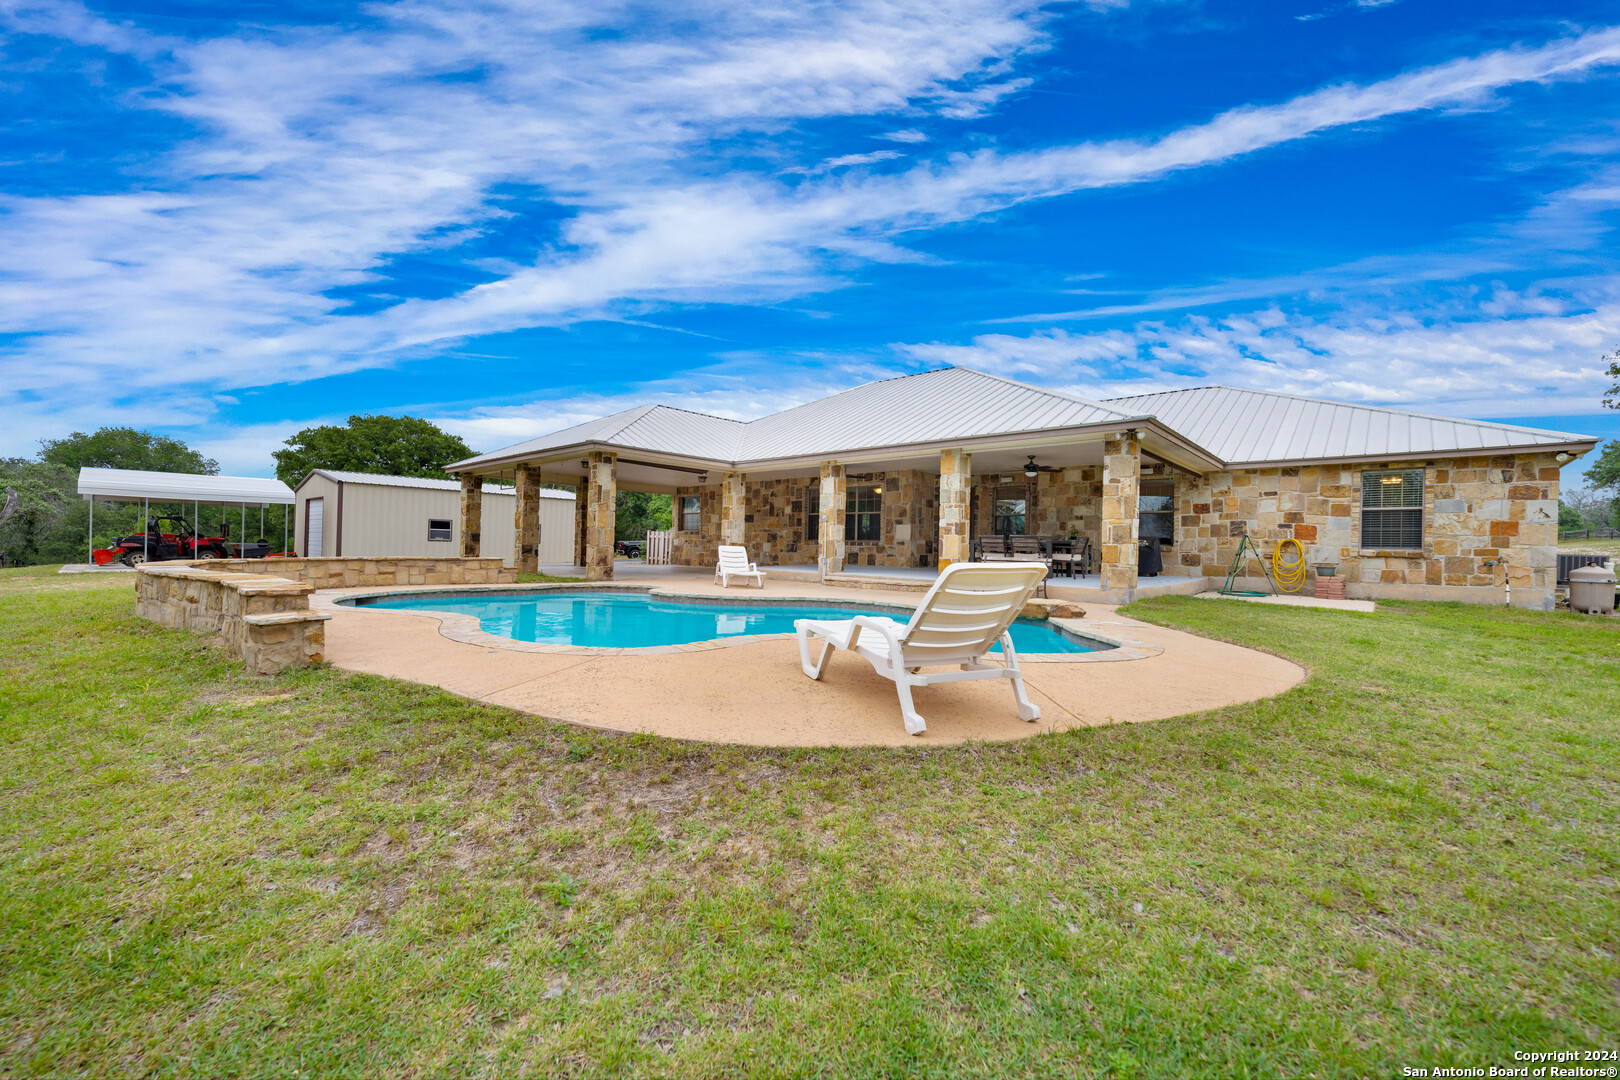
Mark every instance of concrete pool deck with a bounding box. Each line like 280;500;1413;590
313;571;1306;747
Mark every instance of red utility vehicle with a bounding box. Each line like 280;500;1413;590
93;514;242;567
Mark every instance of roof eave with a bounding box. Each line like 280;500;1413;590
449;441;736;475
1221;438;1601;471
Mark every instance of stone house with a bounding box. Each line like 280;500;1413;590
447;368;1596;608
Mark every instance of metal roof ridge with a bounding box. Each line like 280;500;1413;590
952;367;1136;418
1103;384;1598;442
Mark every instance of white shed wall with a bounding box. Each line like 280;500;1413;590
295;473;341;558
293;473;575;564
341;484;515;561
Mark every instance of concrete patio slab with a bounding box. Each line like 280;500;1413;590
316;571;1305;747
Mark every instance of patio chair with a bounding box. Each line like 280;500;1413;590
714;545;766;588
793;562;1047;736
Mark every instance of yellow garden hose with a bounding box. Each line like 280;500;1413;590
1272;537;1306;594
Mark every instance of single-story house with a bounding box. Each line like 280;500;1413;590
445;367;1597;607
293;470;574;565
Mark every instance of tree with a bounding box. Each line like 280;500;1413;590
39;427;218;474
1559;500;1584;528
615;492;672;543
0;458;93;566
1563;485;1614;529
1604;344;1620;410
1583;441;1620;526
272;415;476;487
3;427;221;566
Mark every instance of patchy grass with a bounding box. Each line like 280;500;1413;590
515;571;585;584
0;574;1615;1078
1561;536;1620;558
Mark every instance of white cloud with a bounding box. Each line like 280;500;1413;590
896;282;1620;421
792;150;904;174
2;4;1620;454
877;128;930;142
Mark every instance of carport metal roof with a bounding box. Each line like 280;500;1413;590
77;467;294;507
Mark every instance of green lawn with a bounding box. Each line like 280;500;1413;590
1;564;1616;1078
1561;535;1620;559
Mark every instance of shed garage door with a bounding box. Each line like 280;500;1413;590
305;498;324;557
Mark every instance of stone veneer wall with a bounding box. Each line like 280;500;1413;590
974;468;1104;546
672;470;940;569
137;565;329;674
671;483;724;567
741;476;819;567
1172;452;1560;605
844;469;938;568
189;556;516;588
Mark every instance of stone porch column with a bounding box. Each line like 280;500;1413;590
584;451;617;581
573;481;587;569
1101;431;1141;592
720;471;747;547
938;448;971;569
458;473;482;558
513;465;541;573
818;462;846;581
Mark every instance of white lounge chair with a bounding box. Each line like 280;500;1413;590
794;562;1047;736
714;545;766;588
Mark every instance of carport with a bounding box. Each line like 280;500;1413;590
76;467;296;564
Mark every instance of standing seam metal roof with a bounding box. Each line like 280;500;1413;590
450;368;1137;471
447;368;1597;473
78;467;295;505
1100;386;1592;465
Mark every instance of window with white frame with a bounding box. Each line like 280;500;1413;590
427;518;453;542
1361;468;1424;550
804;486;820;541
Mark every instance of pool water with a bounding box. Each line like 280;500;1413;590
350;591;1102;654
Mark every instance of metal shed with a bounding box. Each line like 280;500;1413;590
76;467;296;563
293;470;575;565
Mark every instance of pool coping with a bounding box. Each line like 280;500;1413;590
314;582;1165;663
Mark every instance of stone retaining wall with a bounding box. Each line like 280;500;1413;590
183;556;516;589
136;565;330;674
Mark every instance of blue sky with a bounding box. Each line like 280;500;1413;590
3;0;1619;486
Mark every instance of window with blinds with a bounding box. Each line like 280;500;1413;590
1361;468;1424;550
804;486;819;541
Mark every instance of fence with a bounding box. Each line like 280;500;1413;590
645;529;673;565
1560;527;1620;540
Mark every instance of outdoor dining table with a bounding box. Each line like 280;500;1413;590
1041;537;1079;578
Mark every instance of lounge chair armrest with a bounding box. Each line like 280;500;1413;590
851;614;906;656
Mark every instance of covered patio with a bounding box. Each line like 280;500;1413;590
447;370;1221;603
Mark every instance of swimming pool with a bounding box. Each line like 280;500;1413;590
347;590;1107;654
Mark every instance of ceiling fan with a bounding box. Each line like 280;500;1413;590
1021;455;1061;478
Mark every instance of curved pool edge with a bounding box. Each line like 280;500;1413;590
314;583;1166;663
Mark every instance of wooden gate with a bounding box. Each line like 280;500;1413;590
645;529;673;565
